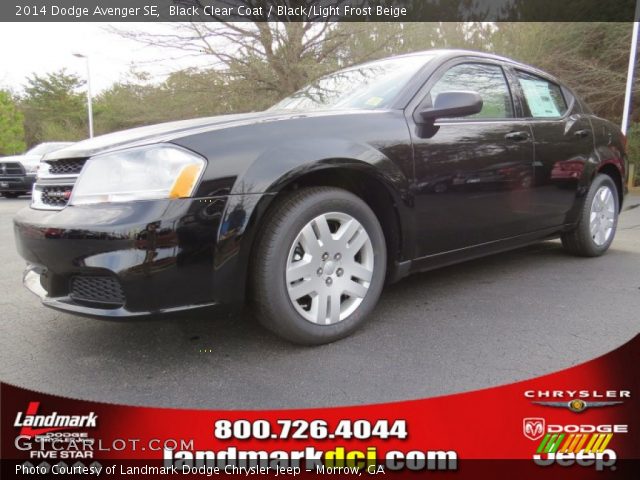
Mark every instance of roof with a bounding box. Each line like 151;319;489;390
357;48;561;85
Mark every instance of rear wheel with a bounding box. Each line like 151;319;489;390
561;174;619;257
252;187;386;345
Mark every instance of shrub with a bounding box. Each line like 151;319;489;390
627;122;640;186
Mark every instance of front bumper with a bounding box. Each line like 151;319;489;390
0;175;35;192
22;265;190;317
14;195;263;318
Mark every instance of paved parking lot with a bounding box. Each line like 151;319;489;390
1;194;639;409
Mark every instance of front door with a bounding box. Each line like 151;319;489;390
409;61;535;258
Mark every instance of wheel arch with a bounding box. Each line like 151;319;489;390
597;162;624;211
244;161;412;299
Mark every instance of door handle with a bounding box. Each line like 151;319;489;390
505;131;530;141
574;129;591;138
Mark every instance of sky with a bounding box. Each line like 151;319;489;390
0;23;212;94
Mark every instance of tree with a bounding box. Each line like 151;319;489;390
111;21;406;100
20;69;88;145
93;67;272;135
112;21;497;105
94;75;167;133
329;22;493;65
0;90;26;155
627;122;640;184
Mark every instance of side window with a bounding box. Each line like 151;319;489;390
429;63;514;119
516;71;567;118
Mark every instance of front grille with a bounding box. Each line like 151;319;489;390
0;162;25;176
47;158;87;175
32;157;86;210
70;276;125;307
41;186;73;208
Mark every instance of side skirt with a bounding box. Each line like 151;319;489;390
389;226;569;283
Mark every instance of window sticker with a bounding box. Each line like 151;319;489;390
520;78;561;117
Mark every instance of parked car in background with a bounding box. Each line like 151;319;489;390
0;142;74;198
14;50;627;344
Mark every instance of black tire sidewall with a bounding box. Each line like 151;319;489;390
255;188;387;345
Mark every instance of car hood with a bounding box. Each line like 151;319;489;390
44;111;323;161
0;154;41;165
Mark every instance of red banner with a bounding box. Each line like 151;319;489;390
2;335;639;478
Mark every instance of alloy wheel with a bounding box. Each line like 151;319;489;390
589;185;616;246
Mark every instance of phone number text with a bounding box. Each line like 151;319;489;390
214;419;407;440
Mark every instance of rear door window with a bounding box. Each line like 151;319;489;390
516;71;568;118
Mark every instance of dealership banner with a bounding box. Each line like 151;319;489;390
2;336;638;478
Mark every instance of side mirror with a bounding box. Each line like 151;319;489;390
417;91;483;123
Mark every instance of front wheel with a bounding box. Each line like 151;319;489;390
561;174;619;257
252;187;387;345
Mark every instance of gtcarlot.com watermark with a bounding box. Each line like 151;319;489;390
15;434;194;458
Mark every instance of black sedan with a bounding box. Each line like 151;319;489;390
14;50;628;344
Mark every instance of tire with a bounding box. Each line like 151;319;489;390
252;187;387;345
561;174;619;257
1;192;20;198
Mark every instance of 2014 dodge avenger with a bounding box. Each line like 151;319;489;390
14;50;627;344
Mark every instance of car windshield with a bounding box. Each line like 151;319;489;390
27;143;70;155
270;54;436;112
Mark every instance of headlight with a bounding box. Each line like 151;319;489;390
69;144;206;205
24;164;39;175
36;162;49;178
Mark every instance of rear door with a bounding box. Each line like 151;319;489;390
510;69;593;229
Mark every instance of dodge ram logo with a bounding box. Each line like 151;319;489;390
523;418;546;441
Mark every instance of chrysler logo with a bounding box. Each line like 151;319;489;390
532;400;623;413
